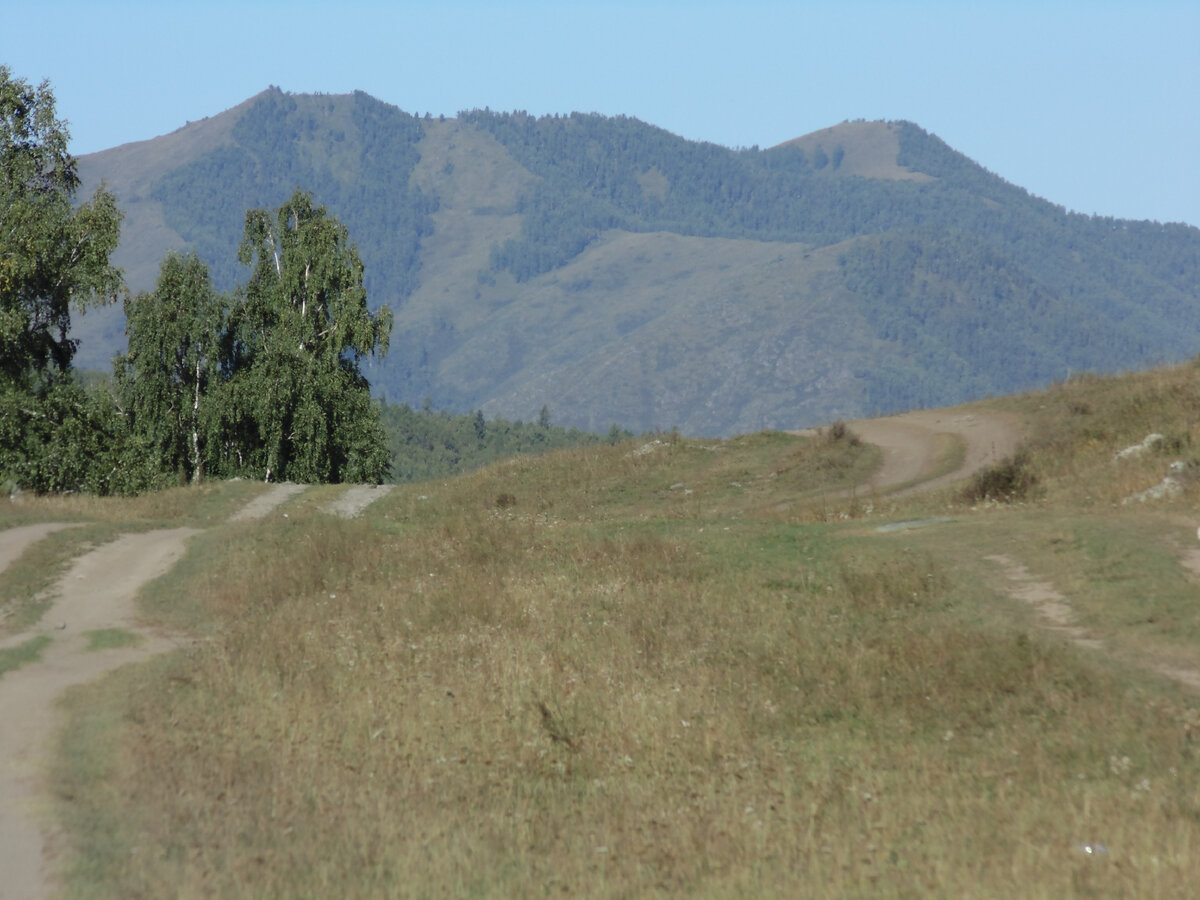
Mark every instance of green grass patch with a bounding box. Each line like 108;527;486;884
0;633;52;678
0;523;125;633
82;629;141;652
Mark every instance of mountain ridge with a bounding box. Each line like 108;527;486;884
72;89;1200;435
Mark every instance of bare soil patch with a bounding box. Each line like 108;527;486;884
986;554;1103;650
796;408;1023;496
325;484;395;519
852;409;1023;495
227;482;307;521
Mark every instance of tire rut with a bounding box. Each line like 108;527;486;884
987;553;1200;693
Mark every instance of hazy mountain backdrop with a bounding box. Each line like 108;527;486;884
74;88;1200;435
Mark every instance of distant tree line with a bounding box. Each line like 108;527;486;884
463;110;1200;332
380;403;631;483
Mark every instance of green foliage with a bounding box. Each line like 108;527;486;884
379;402;630;483
221;191;393;482
0;66;126;492
119;194;395;488
0;68;123;385
116;253;222;487
0;375;136;494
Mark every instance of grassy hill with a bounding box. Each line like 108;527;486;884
74;90;1200;434
5;361;1200;894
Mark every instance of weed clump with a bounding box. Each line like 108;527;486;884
960;449;1037;504
826;420;861;446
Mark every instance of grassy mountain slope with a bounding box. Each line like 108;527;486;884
73;91;1200;433
774;120;935;181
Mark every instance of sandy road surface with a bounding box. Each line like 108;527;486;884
823;409;1024;495
326;484;395;519
0;480;379;897
227;482;307;521
0;527;197;900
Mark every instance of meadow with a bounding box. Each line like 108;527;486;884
6;362;1200;897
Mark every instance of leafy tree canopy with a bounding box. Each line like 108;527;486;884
1;65;125;492
118;192;395;488
116;252;222;485
226;191;394;483
1;65;123;386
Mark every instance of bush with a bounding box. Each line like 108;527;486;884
826;420;861;446
960;450;1037;504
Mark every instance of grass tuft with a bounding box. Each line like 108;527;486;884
0;634;52;678
82;629;141;652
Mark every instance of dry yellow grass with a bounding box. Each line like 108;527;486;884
35;373;1200;897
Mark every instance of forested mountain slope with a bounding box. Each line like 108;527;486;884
75;89;1200;434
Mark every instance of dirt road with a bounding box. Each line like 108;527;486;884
0;528;197;899
0;480;402;897
841;408;1023;495
0;413;1018;897
326;484;395;518
227;482;307;521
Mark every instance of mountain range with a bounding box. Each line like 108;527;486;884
74;88;1200;435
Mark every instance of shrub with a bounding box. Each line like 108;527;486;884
960;449;1037;504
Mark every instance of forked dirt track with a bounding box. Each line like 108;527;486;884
0;424;1024;898
7;414;1178;898
846;408;1024;495
854;412;1200;695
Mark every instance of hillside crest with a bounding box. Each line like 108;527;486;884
773;120;933;182
73;90;1200;435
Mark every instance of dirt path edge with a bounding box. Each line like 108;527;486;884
0;527;198;900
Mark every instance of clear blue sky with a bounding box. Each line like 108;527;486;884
5;1;1198;226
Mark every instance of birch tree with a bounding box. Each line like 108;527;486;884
223;191;393;483
116;253;222;484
